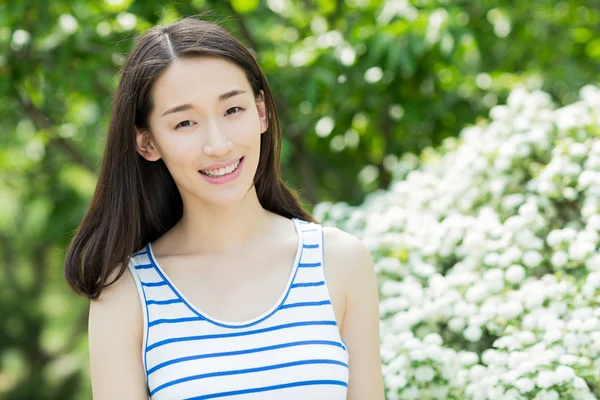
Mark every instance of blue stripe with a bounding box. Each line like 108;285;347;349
302;243;319;248
340;338;348;351
147;340;346;375
140;267;151;387
184;380;348;399
146;299;183;306
152;359;348;396
146;320;338;352
133;249;148;257
280;300;331;309
298;262;321;268
141;281;168;287
134;264;154;270
148;316;205;327
302;228;318;232
291;281;325;288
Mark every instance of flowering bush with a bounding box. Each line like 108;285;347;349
315;85;600;399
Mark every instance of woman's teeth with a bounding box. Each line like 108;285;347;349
200;159;241;177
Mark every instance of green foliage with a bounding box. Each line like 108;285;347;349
0;0;598;398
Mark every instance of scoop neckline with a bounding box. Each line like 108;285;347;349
146;217;304;328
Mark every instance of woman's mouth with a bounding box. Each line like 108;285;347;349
198;157;244;184
199;157;242;177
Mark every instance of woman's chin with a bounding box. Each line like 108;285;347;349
192;185;255;208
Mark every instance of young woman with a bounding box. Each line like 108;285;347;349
65;17;384;400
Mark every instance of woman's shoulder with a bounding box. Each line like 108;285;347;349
88;263;148;397
89;262;143;336
322;225;375;287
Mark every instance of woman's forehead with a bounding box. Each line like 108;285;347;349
152;57;251;107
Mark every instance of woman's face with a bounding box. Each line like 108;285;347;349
136;56;268;207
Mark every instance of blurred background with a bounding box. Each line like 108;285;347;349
1;0;598;398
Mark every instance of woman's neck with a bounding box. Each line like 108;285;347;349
162;187;274;256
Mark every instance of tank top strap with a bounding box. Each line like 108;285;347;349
292;218;324;272
128;245;172;294
288;218;347;351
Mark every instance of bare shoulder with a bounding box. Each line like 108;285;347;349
323;226;385;399
322;226;374;282
88;264;148;399
89;264;142;327
88;264;143;358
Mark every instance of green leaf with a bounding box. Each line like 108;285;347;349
231;0;260;14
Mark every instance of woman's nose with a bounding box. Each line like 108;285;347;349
202;121;233;156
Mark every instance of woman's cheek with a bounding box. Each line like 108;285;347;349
169;133;203;156
231;117;259;143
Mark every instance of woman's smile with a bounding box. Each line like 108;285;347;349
199;156;244;184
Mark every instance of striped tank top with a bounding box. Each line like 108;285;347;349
128;218;349;399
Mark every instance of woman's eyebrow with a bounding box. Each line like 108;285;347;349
160;89;247;117
219;89;246;101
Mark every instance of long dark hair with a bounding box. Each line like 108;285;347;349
64;16;314;299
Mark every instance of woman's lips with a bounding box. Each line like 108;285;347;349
199;157;244;185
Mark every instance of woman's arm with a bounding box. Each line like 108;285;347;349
88;268;149;399
324;227;386;400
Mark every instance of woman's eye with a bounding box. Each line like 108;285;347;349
175;120;195;129
225;106;244;116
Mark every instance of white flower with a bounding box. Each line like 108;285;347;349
516;361;536;375
481;349;502;366
563;333;580;349
402;385;420;400
466;283;489;303
414;365;436;382
546;229;564;247
536;389;560;400
569;241;593;261
501;369;519;385
569;142;587;158
551;251;569;268
523;290;546;309
448;317;466;332
457;351;479;366
515;377;535;393
423;333;443;346
409;349;427;362
573;376;590;390
486;385;504;399
469;364;487;381
544;330;563;344
497;300;523;319
559;354;578;365
523;250;544;268
505;264;526;283
516;331;536;345
430;385;449;399
484;252;501;266
535;370;555;389
504;388;522;398
554;365;576;383
587;214;600;231
464;325;483;342
483;268;504;292
386;374;407;389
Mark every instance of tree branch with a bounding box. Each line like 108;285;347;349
221;3;259;52
377;99;393;189
0;235;25;295
12;85;96;173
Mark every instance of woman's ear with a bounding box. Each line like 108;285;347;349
135;128;161;161
257;90;269;134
